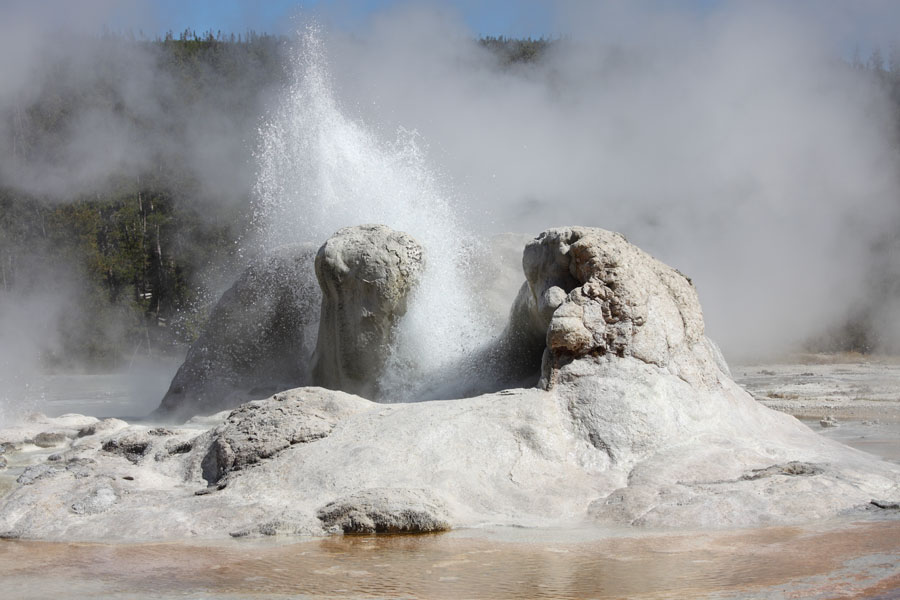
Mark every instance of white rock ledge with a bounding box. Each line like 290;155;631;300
0;375;897;542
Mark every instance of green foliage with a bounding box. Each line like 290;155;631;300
478;36;556;65
0;180;249;368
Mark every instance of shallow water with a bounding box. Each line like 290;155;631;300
9;361;179;422
800;418;900;464
2;520;899;599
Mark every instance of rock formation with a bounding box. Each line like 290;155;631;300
311;225;424;398
155;243;320;421
2;226;898;541
521;227;727;386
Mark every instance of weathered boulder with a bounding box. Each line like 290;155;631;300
312;225;424;398
0;413;97;447
32;432;68;448
199;387;371;484
101;433;154;464
155;243;320;421
316;488;451;534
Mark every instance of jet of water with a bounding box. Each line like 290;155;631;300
252;26;493;400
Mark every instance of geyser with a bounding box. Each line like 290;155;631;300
3;226;899;541
252;27;493;401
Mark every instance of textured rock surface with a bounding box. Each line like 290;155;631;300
312;225;424;398
0;226;898;541
2;379;897;541
77;418;128;438
200;388;371;484
316;488;451;534
32;432;68;448
156;243;320;421
522;227;722;387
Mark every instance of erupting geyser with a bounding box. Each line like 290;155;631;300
1;221;898;540
252;27;493;401
0;27;897;544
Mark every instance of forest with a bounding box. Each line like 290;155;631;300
1;32;899;369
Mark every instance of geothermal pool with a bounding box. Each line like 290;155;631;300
0;358;898;599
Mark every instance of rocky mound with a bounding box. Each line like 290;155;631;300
156;244;321;421
1;226;897;541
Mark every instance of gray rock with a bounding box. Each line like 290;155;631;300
200;387;372;484
156;243;321;421
164;439;193;455
316;488;451;534
0;456;6;470
1;227;899;542
77;418;128;438
17;464;65;485
102;434;153;464
33;432;67;448
741;461;825;480
228;517;309;538
64;458;96;479
71;485;118;515
312;225;424;398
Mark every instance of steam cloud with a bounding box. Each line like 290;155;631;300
2;0;900;421
320;3;900;358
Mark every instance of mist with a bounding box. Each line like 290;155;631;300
0;1;290;421
318;2;900;359
2;0;900;423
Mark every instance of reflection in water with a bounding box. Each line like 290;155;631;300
2;520;899;599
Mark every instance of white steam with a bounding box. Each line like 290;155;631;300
320;4;900;359
252;27;491;399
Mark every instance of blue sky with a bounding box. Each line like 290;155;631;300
121;0;720;38
10;0;897;55
85;0;896;57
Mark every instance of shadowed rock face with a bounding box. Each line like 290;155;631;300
312;225;424;399
155;244;320;421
